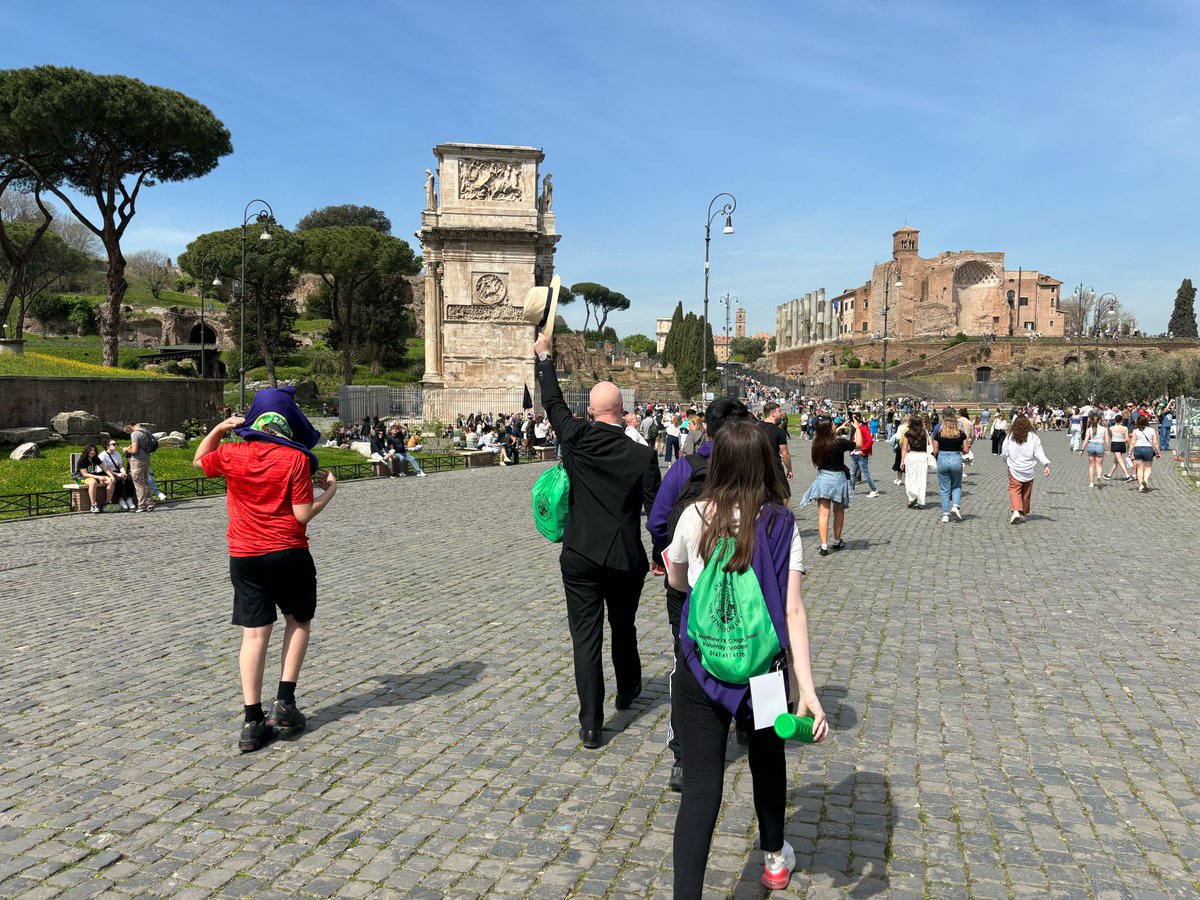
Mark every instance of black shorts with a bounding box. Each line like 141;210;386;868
229;547;317;628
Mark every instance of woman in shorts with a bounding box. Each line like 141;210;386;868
75;443;114;513
1082;413;1109;488
1129;415;1160;493
799;420;855;556
1104;414;1132;482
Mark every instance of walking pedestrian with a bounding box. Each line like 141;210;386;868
665;420;827;896
799;420;854;556
193;387;336;752
890;414;909;485
1001;414;1051;523
847;412;879;498
1082;413;1109;488
1104;414;1133;482
759;402;793;498
1130;415;1161;493
535;329;661;749
900;416;931;509
646;398;751;792
934;413;969;523
990;408;1007;455
1159;408;1174;452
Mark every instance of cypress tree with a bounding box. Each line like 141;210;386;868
1168;278;1198;338
662;301;684;365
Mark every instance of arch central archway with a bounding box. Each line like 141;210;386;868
189;322;217;344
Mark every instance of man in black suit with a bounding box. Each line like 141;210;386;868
535;330;661;749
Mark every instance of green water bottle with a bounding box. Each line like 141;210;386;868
774;713;815;742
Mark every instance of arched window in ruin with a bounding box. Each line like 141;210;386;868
975;366;992;383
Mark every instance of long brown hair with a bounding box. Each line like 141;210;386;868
810;420;834;468
1010;415;1031;444
697;420;785;573
906;417;927;450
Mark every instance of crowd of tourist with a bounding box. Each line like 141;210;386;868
73;424;168;513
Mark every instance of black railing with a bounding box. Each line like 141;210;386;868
0;452;485;521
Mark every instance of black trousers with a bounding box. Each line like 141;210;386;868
673;658;786;898
991;430;1004;455
560;547;644;731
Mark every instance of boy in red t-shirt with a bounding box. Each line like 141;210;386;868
194;399;337;752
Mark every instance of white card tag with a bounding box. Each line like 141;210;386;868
750;670;788;731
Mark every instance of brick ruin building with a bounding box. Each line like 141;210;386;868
776;227;1064;350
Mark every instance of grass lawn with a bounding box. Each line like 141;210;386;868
0;351;177;379
0;443;373;498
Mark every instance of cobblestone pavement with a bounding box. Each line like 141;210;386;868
2;437;1199;898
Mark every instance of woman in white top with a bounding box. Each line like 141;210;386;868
1129;414;1161;493
1081;413;1109;488
1001;414;1051;524
98;439;137;510
664;414;683;463
990;409;1008;455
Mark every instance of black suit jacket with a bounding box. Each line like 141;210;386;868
537;357;660;572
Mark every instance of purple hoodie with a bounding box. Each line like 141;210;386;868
646;442;712;553
678;503;795;721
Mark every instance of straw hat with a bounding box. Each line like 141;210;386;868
522;274;562;333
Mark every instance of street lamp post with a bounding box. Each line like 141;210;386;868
702;192;736;404
239;199;275;410
719;293;739;362
881;260;902;416
1094;291;1117;402
196;253;222;380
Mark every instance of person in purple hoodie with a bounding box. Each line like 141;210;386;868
665;420;827;896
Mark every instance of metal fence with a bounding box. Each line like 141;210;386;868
972;382;1006;404
1176;396;1200;480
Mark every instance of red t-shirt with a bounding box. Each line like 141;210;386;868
200;442;314;557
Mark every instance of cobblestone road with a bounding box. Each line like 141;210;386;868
2;437;1199;898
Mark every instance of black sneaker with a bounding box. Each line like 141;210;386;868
238;719;276;753
831;539;846;551
264;699;306;732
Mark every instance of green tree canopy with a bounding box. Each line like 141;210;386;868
729;336;765;363
621;333;656;357
179;226;302;389
296;204;392;234
299;226;418;383
569;281;630;334
0;220;92;337
662;301;684;366
0;66;232;365
1168;278;1198;338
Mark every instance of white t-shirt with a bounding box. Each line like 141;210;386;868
667;502;804;587
625;425;648;445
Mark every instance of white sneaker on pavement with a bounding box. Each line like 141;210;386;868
867;490;879;498
951;506;962;521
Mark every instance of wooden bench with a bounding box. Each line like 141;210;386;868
458;450;497;468
533;445;557;461
371;460;392;477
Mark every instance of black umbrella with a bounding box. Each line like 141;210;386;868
522;383;534;411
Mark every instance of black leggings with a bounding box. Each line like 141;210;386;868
673;658;786;898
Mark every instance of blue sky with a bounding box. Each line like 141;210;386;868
7;0;1199;337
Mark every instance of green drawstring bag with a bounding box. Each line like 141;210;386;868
531;463;570;542
687;537;780;684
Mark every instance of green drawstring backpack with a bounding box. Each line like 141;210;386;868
687;536;781;684
531;462;570;542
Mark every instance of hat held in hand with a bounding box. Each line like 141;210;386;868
522;274;562;335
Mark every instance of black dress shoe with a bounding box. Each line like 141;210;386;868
579;728;602;749
615;683;643;711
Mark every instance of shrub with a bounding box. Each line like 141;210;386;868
120;355;143;370
946;332;973;348
305;345;339;377
67;299;97;334
178;417;209;439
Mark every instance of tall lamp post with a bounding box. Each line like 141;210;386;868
719;293;739;363
196;253;222;380
239;199;274;410
702;192;736;404
1093;291;1117;402
880;260;902;415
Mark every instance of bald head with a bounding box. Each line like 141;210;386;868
588;381;623;424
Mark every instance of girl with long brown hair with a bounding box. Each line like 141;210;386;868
900;416;931;509
665;420;826;895
799;420;856;555
1000;414;1051;523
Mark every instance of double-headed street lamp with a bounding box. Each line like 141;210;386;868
1093;291;1118;402
239;199;275;410
196;253;222;379
702;192;736;404
881;260;902;415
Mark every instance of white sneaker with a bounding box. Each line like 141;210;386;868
951;506;962;521
893;479;902;485
762;840;795;891
156;492;167;502
941;514;950;524
416;472;427;477
1010;510;1022;524
867;490;879;498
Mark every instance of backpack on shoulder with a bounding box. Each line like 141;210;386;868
687;535;782;684
531;463;570;542
140;430;159;453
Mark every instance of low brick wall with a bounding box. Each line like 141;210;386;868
1;376;224;431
